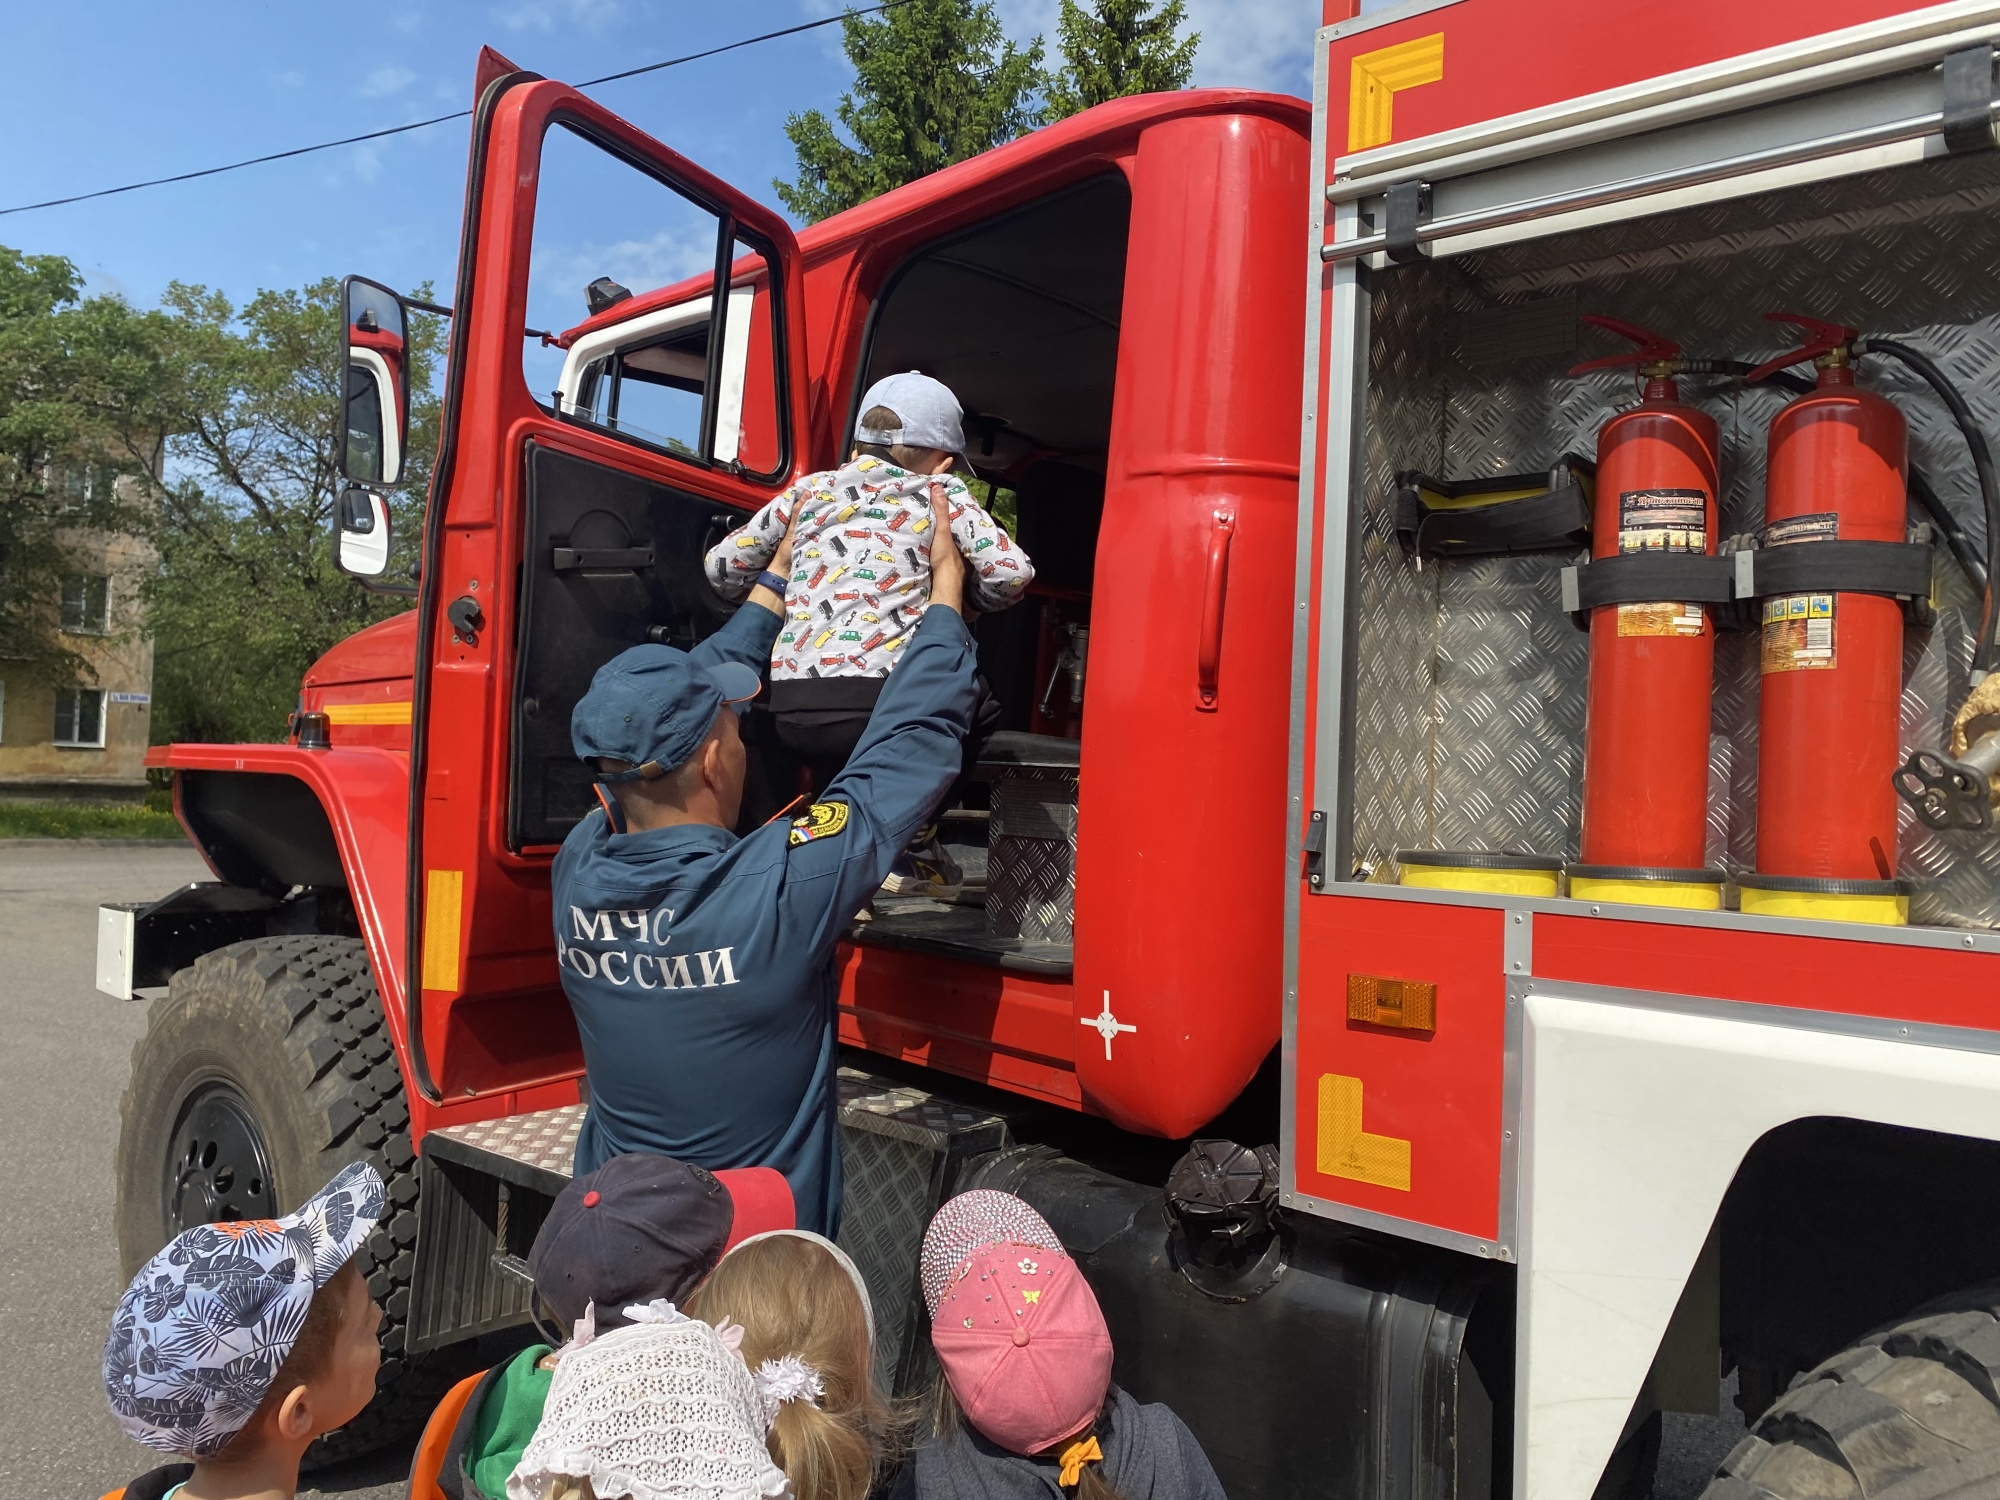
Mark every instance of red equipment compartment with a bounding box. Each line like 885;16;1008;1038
1070;111;1309;1137
1753;328;1909;881
1574;322;1721;872
1291;895;1507;1244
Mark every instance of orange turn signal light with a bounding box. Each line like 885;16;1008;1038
1346;974;1436;1032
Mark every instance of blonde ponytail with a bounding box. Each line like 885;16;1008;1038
687;1234;906;1500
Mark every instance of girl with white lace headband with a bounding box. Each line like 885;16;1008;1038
686;1229;902;1500
507;1307;791;1500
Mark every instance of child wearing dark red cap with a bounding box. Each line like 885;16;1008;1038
893;1191;1225;1500
409;1153;793;1500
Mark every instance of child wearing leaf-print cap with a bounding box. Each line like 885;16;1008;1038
99;1161;386;1500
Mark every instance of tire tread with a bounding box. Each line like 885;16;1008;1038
1701;1284;2000;1500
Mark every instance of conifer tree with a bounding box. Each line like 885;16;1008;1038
777;0;1044;223
1044;0;1199;121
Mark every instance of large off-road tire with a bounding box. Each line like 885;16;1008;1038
1703;1283;2000;1500
115;935;470;1464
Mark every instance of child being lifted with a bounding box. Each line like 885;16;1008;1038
704;371;1034;897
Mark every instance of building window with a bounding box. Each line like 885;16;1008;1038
54;686;106;748
61;574;110;634
48;461;117;510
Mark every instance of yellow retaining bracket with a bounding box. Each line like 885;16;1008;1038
1317;1073;1412;1191
1348;33;1446;154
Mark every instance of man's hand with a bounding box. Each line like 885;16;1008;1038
770;494;807;578
927;482;967;617
746;496;809;615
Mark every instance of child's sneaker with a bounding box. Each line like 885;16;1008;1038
881;829;963;900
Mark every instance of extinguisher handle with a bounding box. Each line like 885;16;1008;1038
1568;313;1681;376
1743;312;1858;384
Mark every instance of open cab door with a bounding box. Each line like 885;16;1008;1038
405;55;812;1108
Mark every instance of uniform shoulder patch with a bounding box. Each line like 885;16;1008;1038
789;802;850;846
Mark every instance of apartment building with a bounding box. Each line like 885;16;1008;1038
0;465;157;800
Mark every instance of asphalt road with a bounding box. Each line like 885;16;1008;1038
2;838;1749;1500
0;840;406;1500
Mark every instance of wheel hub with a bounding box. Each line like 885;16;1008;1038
165;1081;278;1232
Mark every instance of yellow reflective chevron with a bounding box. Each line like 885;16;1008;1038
1348;33;1445;153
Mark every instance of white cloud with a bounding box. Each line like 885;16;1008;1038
359;66;418;98
493;0;622;33
1183;0;1318;95
529;226;716;324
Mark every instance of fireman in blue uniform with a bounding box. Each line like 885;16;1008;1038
549;488;977;1235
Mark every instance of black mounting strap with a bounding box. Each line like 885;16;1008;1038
1943;43;1996;155
1746;539;1934;600
1561;552;1736;614
1398;475;1591;559
1383;181;1432;265
552;545;655;572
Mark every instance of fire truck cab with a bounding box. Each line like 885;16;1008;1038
102;5;2000;1498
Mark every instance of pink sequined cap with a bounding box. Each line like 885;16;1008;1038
920;1190;1064;1316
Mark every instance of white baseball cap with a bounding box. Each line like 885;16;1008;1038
855;371;965;456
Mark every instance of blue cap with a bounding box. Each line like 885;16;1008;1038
571;645;762;778
855;371;965;455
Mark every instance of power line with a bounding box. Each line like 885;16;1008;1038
0;2;909;219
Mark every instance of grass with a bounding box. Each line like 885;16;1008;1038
0;798;184;840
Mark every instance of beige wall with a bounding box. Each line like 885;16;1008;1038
0;525;157;796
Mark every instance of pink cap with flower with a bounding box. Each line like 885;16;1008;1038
931;1241;1114;1455
920;1189;1064;1317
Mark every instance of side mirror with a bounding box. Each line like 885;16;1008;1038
335;484;392;578
341;275;410;486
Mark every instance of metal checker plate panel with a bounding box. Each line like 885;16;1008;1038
988;767;1078;945
1344;151;2000;926
433;1103;587;1179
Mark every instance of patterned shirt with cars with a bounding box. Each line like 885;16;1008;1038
703;457;1034;681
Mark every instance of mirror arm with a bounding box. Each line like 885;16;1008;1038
404;297;454;319
357;577;420;597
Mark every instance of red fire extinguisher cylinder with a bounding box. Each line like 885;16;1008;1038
1751;317;1909;882
1574;318;1722;873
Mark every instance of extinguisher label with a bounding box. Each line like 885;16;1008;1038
1618;602;1707;637
1617;489;1708;555
1761;593;1838;672
1615;489;1710;636
1764;511;1840;546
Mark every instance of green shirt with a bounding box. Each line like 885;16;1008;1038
468;1344;556;1499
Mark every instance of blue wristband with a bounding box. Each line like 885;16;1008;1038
755;571;790;595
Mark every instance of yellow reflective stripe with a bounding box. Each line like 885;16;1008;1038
322;701;413;726
421;870;464;991
1348;33;1446;153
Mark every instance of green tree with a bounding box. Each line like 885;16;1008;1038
1044;0;1199;120
776;0;1045;222
146;278;441;743
0;247;179;690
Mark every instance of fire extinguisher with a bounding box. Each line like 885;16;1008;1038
1742;314;1911;922
1569;316;1726;904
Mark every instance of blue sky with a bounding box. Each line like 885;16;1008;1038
0;0;1330;323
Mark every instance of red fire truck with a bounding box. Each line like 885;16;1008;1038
99;4;2000;1496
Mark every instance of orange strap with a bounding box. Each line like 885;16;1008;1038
407;1367;490;1500
1058;1435;1103;1487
